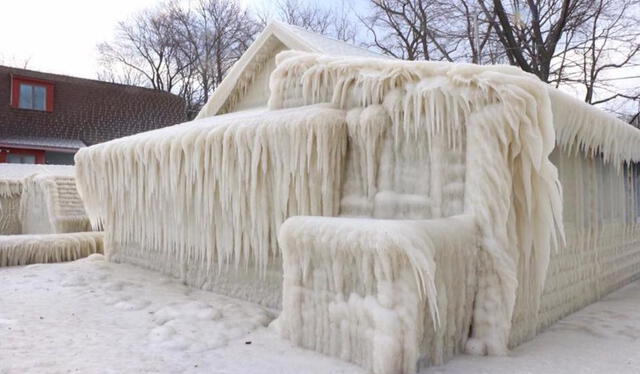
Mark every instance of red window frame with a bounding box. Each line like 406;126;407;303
0;148;45;164
10;75;55;112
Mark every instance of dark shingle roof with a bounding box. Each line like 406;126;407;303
0;65;186;146
0;135;86;152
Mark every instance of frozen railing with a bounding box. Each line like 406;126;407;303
0;232;103;267
276;214;478;374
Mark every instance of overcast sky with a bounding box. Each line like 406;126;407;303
0;0;160;78
1;0;637;114
0;0;270;78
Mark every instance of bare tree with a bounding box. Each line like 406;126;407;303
98;0;258;119
479;0;593;82
98;7;191;92
558;0;640;105
168;0;259;118
361;0;453;60
361;0;502;63
257;0;358;42
0;54;31;69
97;60;147;86
364;0;638;113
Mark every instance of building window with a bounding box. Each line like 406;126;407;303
10;76;54;112
19;83;47;111
6;153;36;164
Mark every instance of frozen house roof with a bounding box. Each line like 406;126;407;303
196;21;391;119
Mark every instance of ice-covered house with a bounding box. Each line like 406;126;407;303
75;22;640;374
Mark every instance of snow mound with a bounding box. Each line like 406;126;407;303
148;300;270;352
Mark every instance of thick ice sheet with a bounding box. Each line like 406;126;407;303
73;48;640;372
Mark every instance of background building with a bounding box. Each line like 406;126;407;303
0;65;186;164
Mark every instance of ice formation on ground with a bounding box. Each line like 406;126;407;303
0;231;103;267
74;48;640;373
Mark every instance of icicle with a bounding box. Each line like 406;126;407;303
74;105;348;309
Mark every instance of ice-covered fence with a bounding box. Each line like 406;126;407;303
0;179;22;234
277;215;477;374
75;105;348;309
0;232;103;267
20;175;91;234
0;164;88;235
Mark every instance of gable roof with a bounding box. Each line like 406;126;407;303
196;21;390;119
0;65;187;146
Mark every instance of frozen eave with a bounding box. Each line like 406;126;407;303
549;88;640;165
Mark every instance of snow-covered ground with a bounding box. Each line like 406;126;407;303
1;255;640;374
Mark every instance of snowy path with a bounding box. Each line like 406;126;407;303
1;255;640;374
0;255;363;374
425;282;640;374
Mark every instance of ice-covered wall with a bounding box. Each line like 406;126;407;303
75;105;348;309
231;38;287;113
511;145;640;345
266;51;640;369
0;231;103;267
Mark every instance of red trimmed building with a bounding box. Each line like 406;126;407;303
0;65;186;164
